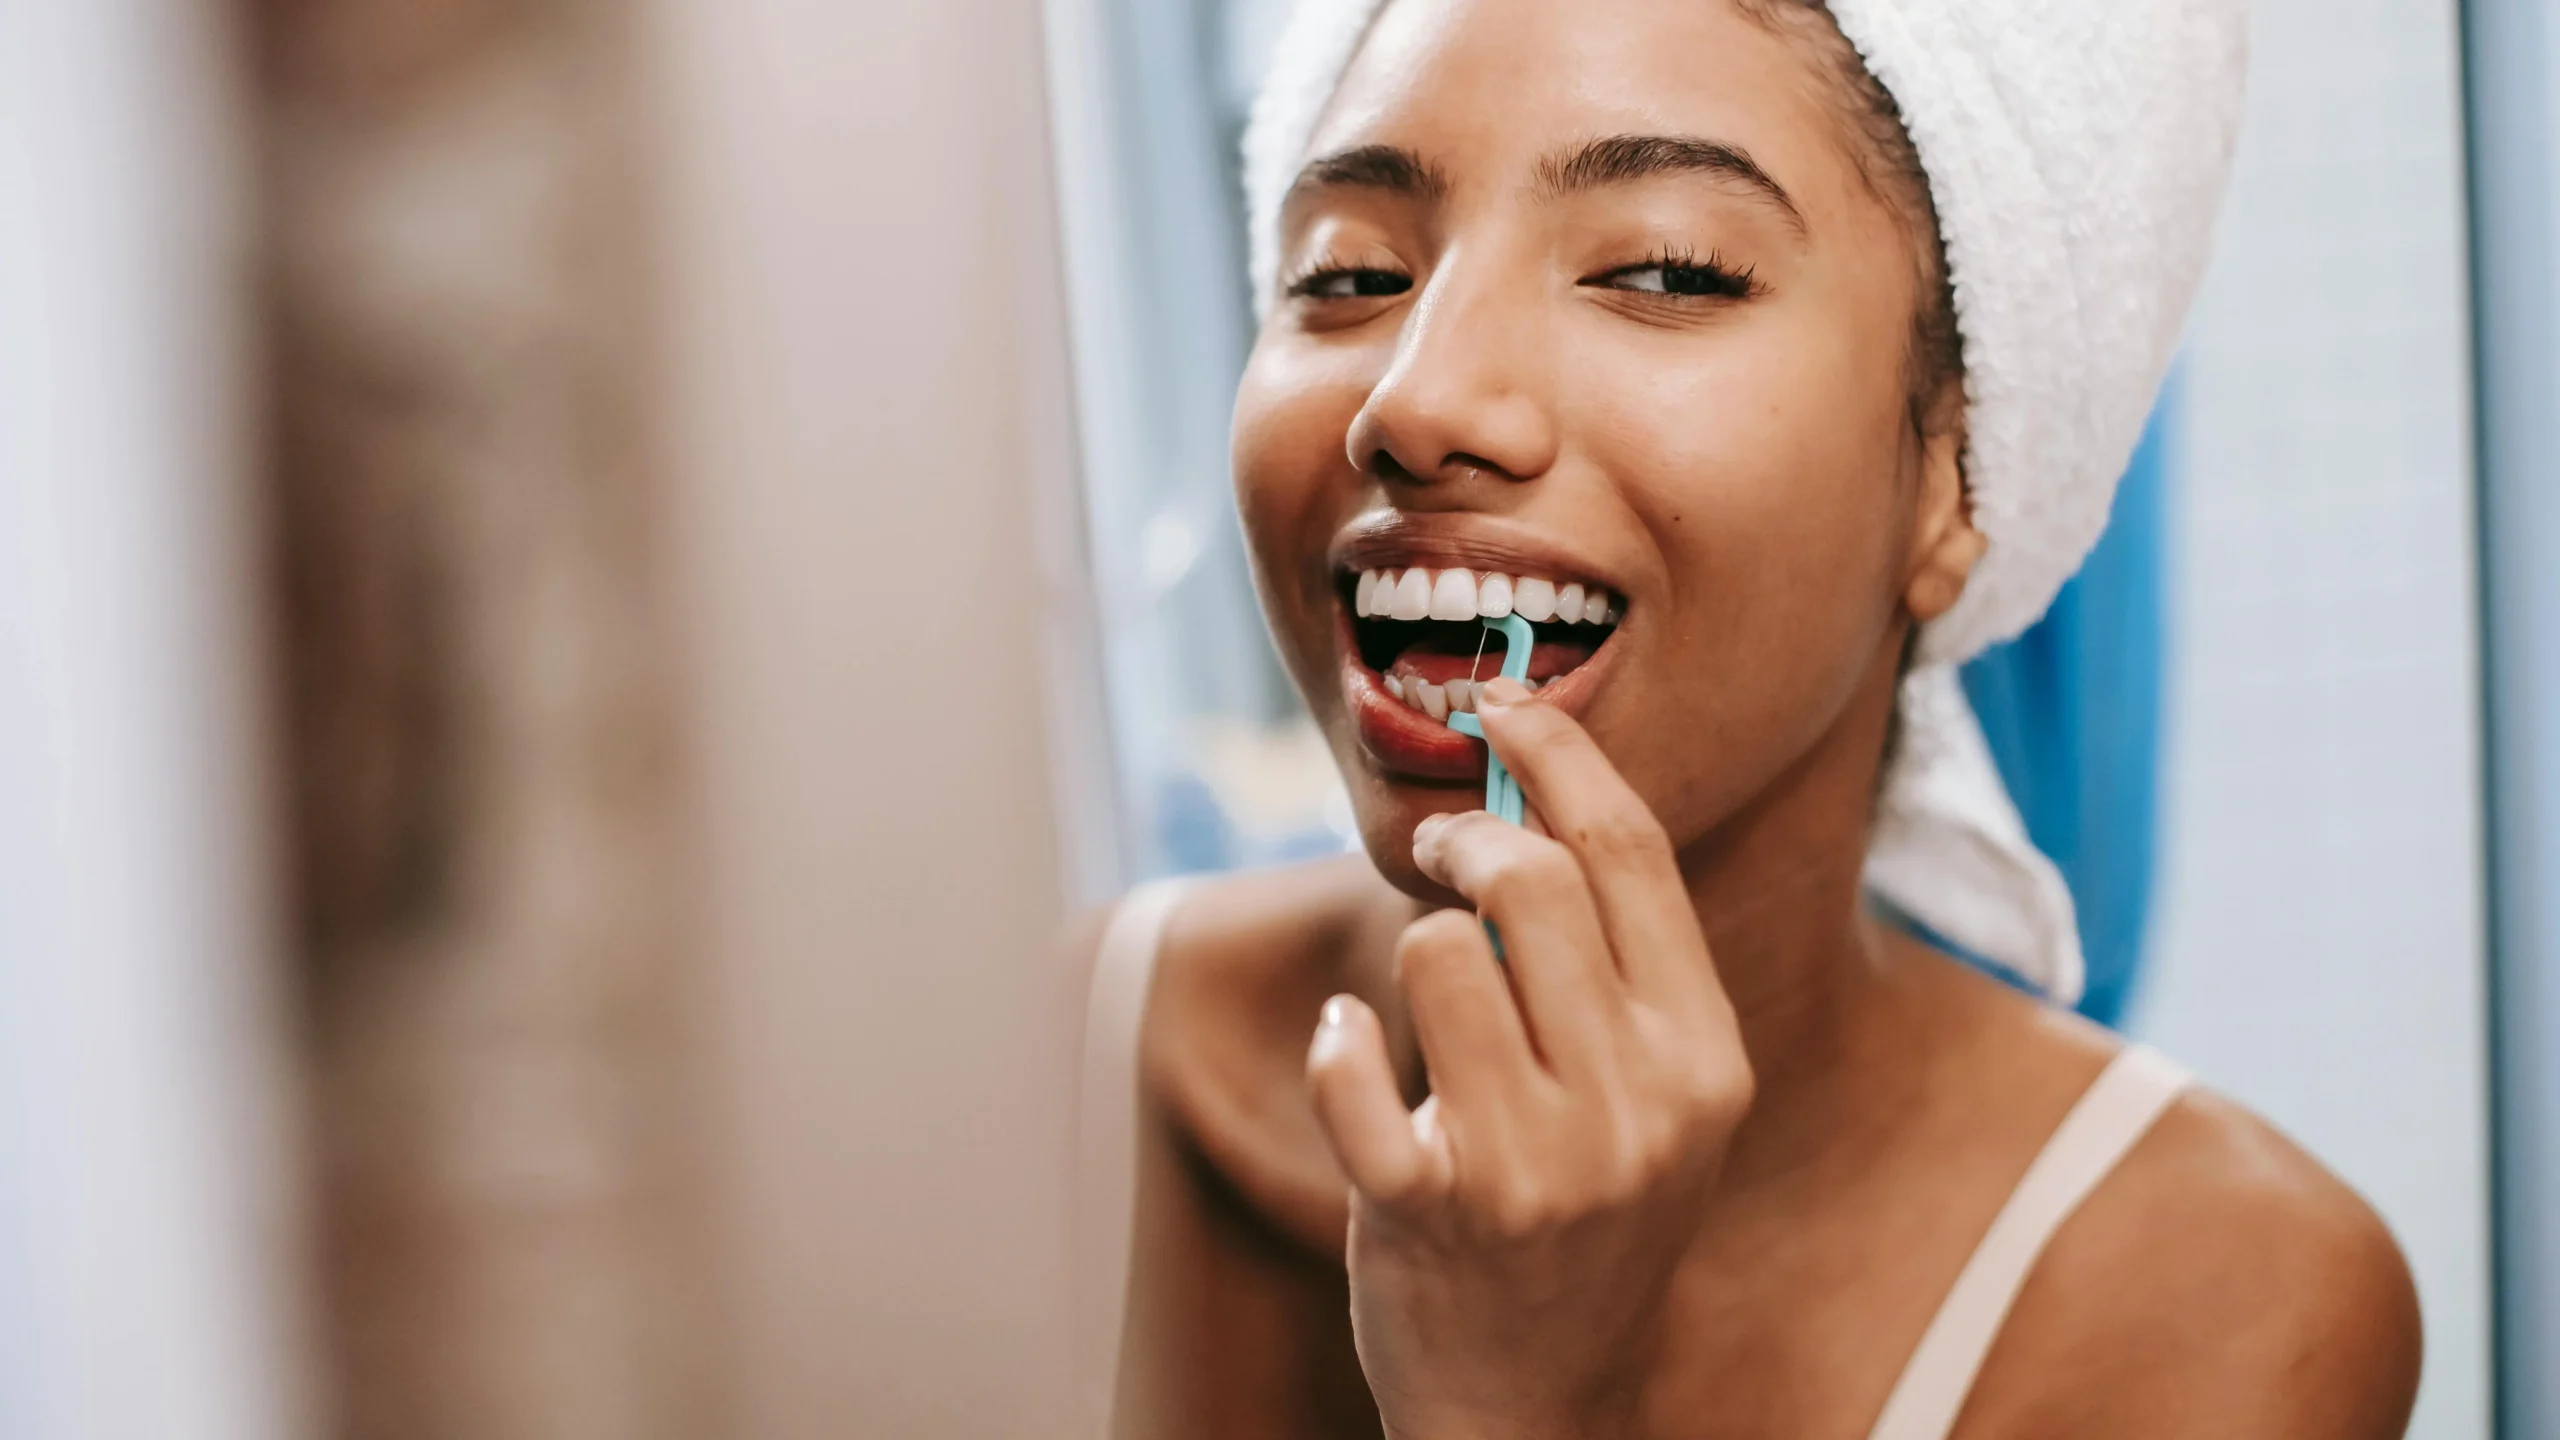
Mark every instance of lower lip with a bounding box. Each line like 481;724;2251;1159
1337;607;1618;782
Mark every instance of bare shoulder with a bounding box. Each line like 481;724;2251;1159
1077;863;1392;1432
1062;855;1398;1009
1135;856;1415;1068
1071;855;1414;1256
1156;855;1406;997
1968;1070;2423;1438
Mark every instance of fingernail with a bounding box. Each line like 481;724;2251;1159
1320;995;1350;1030
1480;676;1532;707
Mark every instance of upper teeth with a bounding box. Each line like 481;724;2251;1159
1353;567;1620;625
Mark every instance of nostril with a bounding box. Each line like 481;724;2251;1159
1367;448;1522;486
1441;451;1515;481
1369;448;1419;484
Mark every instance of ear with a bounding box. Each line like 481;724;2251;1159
1902;389;1984;625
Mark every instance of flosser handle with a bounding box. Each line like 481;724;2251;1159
1444;612;1536;956
1444;610;1534;824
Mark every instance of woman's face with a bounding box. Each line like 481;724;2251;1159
1233;0;1978;894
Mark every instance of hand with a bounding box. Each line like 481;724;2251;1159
1307;675;1755;1439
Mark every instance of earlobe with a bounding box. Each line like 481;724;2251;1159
1903;411;1985;624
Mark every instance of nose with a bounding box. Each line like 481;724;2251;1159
1344;254;1560;493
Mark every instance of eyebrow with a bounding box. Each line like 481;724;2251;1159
1285;144;1453;206
1283;133;1805;232
1536;134;1805;231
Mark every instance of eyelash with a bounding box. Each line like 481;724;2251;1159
1282;245;1763;304
1589;246;1762;301
1283;262;1412;300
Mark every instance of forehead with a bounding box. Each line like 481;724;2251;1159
1307;0;1859;211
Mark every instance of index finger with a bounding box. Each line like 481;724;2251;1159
1474;676;1723;1013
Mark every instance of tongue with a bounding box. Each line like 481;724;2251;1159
1389;634;1597;686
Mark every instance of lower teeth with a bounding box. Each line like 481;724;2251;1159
1387;672;1545;718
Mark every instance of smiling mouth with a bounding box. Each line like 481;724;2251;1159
1346;564;1625;719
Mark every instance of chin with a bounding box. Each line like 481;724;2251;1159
1337;763;1478;906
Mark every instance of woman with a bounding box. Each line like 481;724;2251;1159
1075;0;2423;1435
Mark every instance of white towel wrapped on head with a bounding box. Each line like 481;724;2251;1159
1242;0;2249;1002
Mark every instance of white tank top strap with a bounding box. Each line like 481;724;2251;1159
1072;879;1192;1440
1865;1043;2194;1440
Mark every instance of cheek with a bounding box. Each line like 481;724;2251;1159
1719;368;1911;591
1231;341;1482;901
1231;344;1372;665
1566;320;1915;830
1590;325;1911;625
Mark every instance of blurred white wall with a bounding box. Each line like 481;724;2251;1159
646;0;1100;1432
2129;0;2494;1433
0;1;311;1437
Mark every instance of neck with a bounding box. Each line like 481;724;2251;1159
1674;640;1927;1135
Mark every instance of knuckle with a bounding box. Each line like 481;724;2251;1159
1602;1158;1657;1211
1675;1055;1757;1131
1488;696;1560;741
1616;1093;1691;1174
1587;1132;1652;1206
1612;1053;1753;1167
1407;907;1483;954
1477;1177;1562;1240
1482;842;1579;911
1569;808;1674;869
1394;911;1486;981
1518;701;1578;745
1374;1177;1425;1215
1363;1159;1437;1214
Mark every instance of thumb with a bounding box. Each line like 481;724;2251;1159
1306;995;1443;1211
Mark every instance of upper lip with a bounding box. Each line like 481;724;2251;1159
1328;511;1625;596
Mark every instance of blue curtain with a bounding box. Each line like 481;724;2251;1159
1958;389;2174;1027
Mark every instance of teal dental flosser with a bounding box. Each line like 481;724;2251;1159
1444;609;1534;825
1444;610;1535;956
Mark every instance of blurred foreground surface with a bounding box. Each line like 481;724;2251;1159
11;0;1086;1434
261;3;713;1432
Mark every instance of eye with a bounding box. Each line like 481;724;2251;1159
1287;265;1413;300
1588;249;1761;301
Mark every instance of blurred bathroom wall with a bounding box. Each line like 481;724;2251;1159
255;3;717;1434
6;0;1091;1434
1047;0;1352;889
254;0;1092;1430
